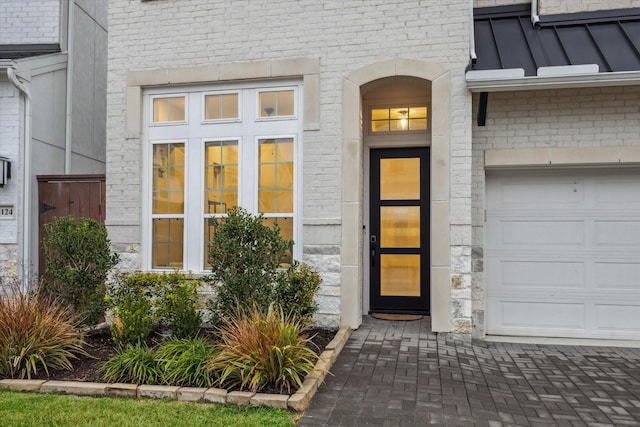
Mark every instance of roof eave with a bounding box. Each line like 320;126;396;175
466;70;640;92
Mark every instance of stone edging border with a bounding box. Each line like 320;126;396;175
0;326;352;413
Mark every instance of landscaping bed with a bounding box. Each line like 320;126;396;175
21;326;337;390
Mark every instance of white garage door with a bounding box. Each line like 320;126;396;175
485;168;640;340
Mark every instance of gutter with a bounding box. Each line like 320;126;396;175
6;66;33;288
64;0;74;174
466;69;640;92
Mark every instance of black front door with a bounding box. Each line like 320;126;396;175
369;148;430;314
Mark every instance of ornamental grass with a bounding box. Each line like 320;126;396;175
207;303;318;394
0;282;87;379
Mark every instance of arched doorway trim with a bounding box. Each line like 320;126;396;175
341;59;451;331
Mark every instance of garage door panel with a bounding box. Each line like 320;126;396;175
595;262;640;289
496;260;585;288
595;220;640;246
499;181;583;208
491;300;585;329
595;180;640;207
501;220;585;246
595;304;640;331
486;169;640;340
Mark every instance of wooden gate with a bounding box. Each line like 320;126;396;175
37;175;106;278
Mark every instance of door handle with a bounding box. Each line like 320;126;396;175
370;235;377;267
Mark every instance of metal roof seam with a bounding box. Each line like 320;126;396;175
584;24;612;73
619;21;640;62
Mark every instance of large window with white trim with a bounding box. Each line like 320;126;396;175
143;81;302;272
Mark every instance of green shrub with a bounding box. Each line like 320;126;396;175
206;207;292;321
105;272;160;347
207;207;323;324
99;342;160;385
0;282;87;379
42;216;119;325
106;272;203;346
207;303;318;393
156;338;218;387
156;272;202;339
275;261;321;325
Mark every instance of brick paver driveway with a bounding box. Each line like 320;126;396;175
298;316;640;426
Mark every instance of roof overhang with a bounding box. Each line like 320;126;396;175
466;69;640;92
468;5;640;92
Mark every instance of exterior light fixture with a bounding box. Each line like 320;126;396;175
0;156;11;187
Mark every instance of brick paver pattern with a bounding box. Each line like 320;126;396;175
298;316;640;426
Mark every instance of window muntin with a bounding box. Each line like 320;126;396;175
151;142;185;268
258;89;295;118
204;93;239;121
152;96;186;123
371;106;427;133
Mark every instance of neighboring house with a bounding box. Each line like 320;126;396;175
0;0;108;283
106;0;640;339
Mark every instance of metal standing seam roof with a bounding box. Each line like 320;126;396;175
471;4;640;76
0;44;61;60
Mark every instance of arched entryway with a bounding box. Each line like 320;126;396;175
340;59;451;332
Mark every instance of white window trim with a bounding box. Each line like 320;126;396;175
150;93;189;126
142;80;303;273
201;90;241;124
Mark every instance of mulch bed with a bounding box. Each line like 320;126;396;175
23;327;337;388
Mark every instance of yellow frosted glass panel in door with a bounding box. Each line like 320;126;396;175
380;206;420;248
380;255;421;297
380;158;420;200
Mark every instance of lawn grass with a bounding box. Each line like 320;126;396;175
0;389;296;427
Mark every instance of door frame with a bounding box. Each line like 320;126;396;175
363;142;431;316
341;59;452;331
368;147;431;314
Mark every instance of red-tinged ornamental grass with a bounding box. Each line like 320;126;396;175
0;283;87;379
207;303;319;394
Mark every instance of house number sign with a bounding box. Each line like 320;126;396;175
0;205;15;219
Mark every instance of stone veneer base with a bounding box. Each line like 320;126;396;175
0;326;352;413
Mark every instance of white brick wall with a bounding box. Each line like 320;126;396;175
0;83;20;246
0;0;60;44
0;82;21;282
470;86;640;336
108;0;474;328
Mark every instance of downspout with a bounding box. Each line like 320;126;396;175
531;0;540;25
470;0;477;63
64;0;74;174
7;67;32;287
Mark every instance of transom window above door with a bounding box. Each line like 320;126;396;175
370;106;427;133
144;81;302;272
